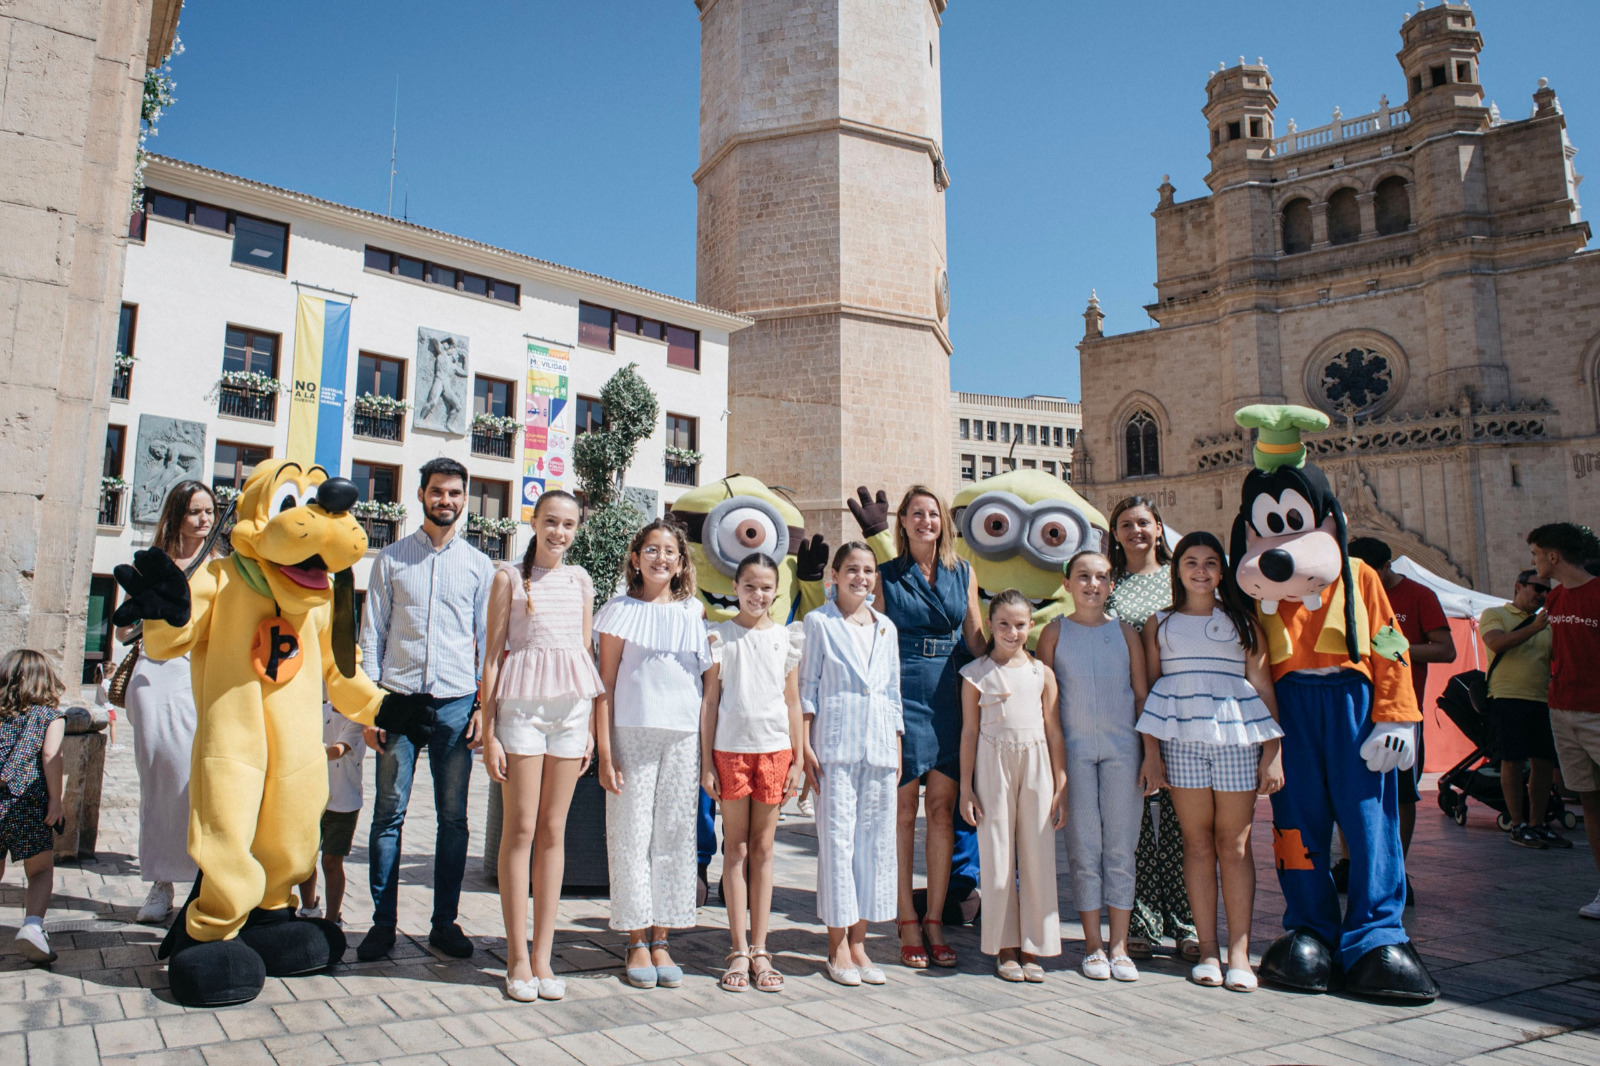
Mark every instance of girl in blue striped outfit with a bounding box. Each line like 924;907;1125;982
799;542;904;988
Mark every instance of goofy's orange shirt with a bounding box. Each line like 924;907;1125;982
1256;557;1420;724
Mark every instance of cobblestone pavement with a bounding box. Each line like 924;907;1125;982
2;725;1598;1065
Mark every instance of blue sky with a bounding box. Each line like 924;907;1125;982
153;1;1597;401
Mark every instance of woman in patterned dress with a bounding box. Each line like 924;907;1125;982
1105;496;1200;961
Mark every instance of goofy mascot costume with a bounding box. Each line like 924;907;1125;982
1230;406;1437;1002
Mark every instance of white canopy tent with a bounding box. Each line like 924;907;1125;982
1391;556;1503;621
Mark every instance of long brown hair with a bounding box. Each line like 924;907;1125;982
0;649;63;721
519;490;580;614
893;485;959;571
625;517;697;601
1108;495;1171;580
983;588;1033;655
1168;531;1257;653
153;480;216;558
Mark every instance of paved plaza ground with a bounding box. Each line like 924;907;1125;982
3;730;1599;1066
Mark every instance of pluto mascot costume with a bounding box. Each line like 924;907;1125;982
113;460;433;1007
1229;406;1437;1002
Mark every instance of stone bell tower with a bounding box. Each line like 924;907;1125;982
694;0;953;540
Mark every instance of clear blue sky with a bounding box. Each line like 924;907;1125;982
153;1;1597;402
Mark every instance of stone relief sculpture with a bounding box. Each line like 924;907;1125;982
131;415;206;524
414;327;470;434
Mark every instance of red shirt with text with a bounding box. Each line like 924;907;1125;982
1383;575;1449;710
1547;578;1600;713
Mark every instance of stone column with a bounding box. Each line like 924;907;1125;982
1357;190;1378;239
1310;201;1330;249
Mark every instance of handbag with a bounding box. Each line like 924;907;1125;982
1456;611;1541;719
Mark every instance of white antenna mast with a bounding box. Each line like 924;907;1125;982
386;77;399;216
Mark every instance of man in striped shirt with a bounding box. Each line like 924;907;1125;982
356;457;494;961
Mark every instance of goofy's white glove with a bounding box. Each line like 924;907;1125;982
1360;721;1418;774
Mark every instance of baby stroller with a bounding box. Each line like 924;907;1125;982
1435;671;1577;830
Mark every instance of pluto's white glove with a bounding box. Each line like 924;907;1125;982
1360;721;1418;774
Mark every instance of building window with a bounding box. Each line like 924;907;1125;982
232;213;289;273
665;414;699;486
474;375;513;418
466;479;513;561
986;420;997;442
1053;426;1063;448
981;455;997;478
1455;60;1473;84
960;454;976;481
1000;423;1010;444
1003;457;1017;472
100;425;127;526
352;353;406;443
1042;460;1056;476
1374;176;1411;236
575;395;607;435
113;303;136;400
352;460;402;550
1066;428;1077;447
214;441;272;494
579;302;615;349
1124;409;1160;478
1282;197;1312;255
1314;346;1395;418
666;325;699;370
1327;187;1360;246
1227;120;1241;141
1027;425;1037;446
363;246;519;304
219;327;281;421
1022;459;1036;469
470;375;516;458
83;574;118;684
1430;65;1447;88
959;418;969;440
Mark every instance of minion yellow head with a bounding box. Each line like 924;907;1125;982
228;459;368;615
953;469;1109;644
667;475;807;623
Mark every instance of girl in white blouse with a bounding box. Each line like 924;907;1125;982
594;519;712;990
701;553;805;993
800;542;904;987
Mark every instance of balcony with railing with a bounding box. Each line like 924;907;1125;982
111;357;133;401
1271;96;1410;158
215;372;283;422
664;446;701;488
353;394;408;443
470;414;519;459
466;515;516;561
353;501;406;551
98;480;126;527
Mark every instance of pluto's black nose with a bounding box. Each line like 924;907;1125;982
317;478;360;515
1259;548;1296;583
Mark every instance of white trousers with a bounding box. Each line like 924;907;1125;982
606;727;699;931
815;761;898;928
975;736;1061;956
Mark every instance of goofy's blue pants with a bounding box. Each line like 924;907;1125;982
1269;670;1411;970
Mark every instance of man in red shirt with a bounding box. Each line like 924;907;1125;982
1529;523;1600;919
1348;539;1456;861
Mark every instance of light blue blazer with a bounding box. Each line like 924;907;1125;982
799;602;904;770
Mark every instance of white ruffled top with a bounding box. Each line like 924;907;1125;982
708;619;805;754
593;594;711;733
1135;608;1283;746
958;654;1048;741
495;562;605;703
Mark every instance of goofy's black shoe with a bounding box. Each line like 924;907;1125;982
1343;941;1438;1003
238;906;347;976
1258;929;1335;994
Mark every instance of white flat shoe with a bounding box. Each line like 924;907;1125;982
538;977;566;1001
1190;962;1223;987
1080;949;1111;981
506;976;539;1002
825;961;861;986
1109;954;1139;982
859;964;886;985
1224;967;1257;992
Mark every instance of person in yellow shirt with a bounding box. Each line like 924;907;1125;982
1480;571;1566;849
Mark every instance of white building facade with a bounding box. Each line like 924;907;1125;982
87;156;746;678
951;392;1083;496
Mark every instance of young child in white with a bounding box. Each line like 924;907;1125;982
1137;532;1284;992
0;649;67;965
595;518;710;991
800;542;903;987
1035;551;1153;982
297;698;365;927
958;589;1068;983
480;490;604;1003
701;553;805;993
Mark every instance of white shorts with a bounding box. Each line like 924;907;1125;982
496;696;592;758
1550;709;1600;793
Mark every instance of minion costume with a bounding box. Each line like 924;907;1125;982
1229;407;1437;1002
113;461;433;1007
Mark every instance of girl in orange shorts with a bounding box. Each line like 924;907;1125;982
700;553;805;993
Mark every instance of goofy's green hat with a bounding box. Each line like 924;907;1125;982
1235;404;1329;471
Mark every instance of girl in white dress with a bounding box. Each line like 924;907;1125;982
1136;532;1284;991
701;553;805;993
119;480;217;924
594;519;711;990
481;490;605;1002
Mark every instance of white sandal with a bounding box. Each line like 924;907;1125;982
1190;962;1223;987
1080;950;1111;980
1224;967;1258;992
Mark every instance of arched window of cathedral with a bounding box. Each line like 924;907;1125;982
1375;176;1411;235
1124;409;1160;478
1327;187;1361;245
1282;198;1312;255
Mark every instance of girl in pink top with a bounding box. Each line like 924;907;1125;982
481;490;604;1003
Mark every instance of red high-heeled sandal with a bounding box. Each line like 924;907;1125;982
896;918;928;969
922;919;957;968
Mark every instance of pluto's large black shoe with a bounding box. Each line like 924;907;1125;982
158;904;267;1008
1258;929;1336;994
1343;941;1438;1003
237;905;347;976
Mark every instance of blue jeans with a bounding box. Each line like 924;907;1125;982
368;693;475;929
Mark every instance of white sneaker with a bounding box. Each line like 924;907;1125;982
797;796;814;818
13;923;56;964
136;881;174;924
296;899;323;919
1579;890;1600;920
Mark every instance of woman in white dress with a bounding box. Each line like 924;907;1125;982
117;480;217;923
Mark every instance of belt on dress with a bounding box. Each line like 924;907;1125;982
900;634;959;658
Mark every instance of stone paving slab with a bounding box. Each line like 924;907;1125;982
1;732;1598;1063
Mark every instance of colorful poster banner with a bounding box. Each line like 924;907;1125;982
520;342;573;521
287;294;352;472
